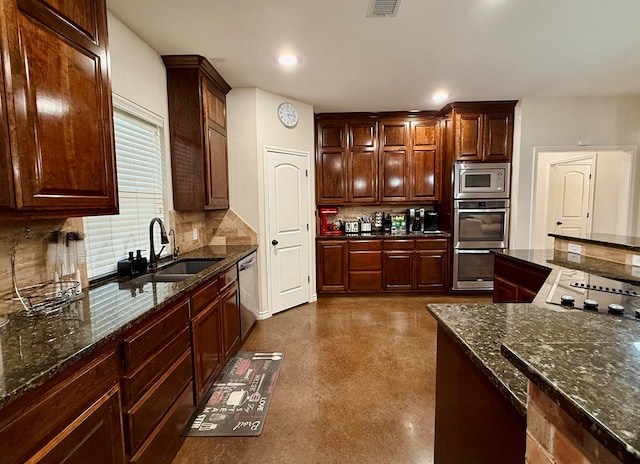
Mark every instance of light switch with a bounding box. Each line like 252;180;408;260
193;228;198;240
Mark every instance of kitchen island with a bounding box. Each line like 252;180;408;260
428;246;640;464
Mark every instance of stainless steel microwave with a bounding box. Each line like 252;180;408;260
454;162;511;199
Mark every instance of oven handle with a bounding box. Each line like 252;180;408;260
455;208;508;213
454;249;494;254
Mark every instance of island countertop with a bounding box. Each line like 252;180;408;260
0;244;256;410
427;248;640;463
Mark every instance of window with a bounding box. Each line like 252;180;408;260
84;95;166;279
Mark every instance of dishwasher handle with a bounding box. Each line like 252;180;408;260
239;255;257;271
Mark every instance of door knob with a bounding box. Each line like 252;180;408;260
271;240;279;246
556;221;563;225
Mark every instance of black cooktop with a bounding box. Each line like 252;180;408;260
546;269;640;321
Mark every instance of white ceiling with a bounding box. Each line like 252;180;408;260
106;0;640;113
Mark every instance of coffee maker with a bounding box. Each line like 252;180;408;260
406;208;439;233
406;208;425;233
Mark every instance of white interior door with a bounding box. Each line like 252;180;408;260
545;161;593;247
265;149;310;314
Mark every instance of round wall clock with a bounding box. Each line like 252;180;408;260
277;101;299;128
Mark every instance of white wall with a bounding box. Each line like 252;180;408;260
106;11;173;208
227;88;315;318
511;97;640;248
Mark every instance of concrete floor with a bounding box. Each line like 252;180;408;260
173;295;488;464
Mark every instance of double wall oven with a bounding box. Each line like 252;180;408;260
453;163;511;290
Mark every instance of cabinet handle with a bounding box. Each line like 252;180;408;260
271;240;279;246
556;221;563;225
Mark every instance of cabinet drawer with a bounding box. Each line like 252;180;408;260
349;251;382;271
122;327;191;407
191;275;223;316
348;240;381;251
383;239;414;250
130;381;194;464
123;300;190;371
349;271;382;291
219;266;238;291
415;239;448;251
0;350;119;464
125;350;192;454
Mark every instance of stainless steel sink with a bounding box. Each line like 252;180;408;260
156;258;223;276
121;258;224;287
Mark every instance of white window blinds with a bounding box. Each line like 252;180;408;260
84;100;166;279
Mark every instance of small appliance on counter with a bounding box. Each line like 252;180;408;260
319;207;342;236
405;208;440;233
344;220;359;234
424;211;439;232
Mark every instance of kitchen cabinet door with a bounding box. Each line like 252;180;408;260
410;119;441;202
204;85;229;209
383;252;413;290
317;240;348;292
348;121;378;203
415;251;448;291
0;0;118;214
316;120;347;204
483;111;513;162
35;385;125;464
191;298;223;404
454;112;484;162
221;282;240;359
379;120;409;202
492;275;519;303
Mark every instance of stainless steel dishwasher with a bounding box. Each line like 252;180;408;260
238;251;258;339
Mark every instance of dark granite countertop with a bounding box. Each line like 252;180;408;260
316;231;451;240
428;248;640;463
549;232;640;252
0;244;256;410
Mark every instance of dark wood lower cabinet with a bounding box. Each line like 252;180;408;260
382;251;413;290
191;297;224;404
221;282;241;359
190;268;240;405
35;385;125;464
0;349;123;464
318;237;450;293
493;254;551;303
317;240;348;292
434;325;526;463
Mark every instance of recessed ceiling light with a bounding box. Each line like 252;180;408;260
278;54;298;67
431;91;449;104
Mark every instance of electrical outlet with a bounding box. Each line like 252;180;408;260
567;252;581;263
567;243;582;255
193;228;198;241
632;255;640;267
633;266;640;278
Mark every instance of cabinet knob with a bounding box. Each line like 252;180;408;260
271;240;279;246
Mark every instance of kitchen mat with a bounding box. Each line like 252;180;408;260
184;351;283;437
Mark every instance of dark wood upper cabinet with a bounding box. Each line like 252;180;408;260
348;121;378;203
379;120;409;202
316;114;442;205
451;102;516;162
0;0;118;215
410;119;441;201
316;120;347;204
162;55;231;211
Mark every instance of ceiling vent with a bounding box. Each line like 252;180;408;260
367;0;401;17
